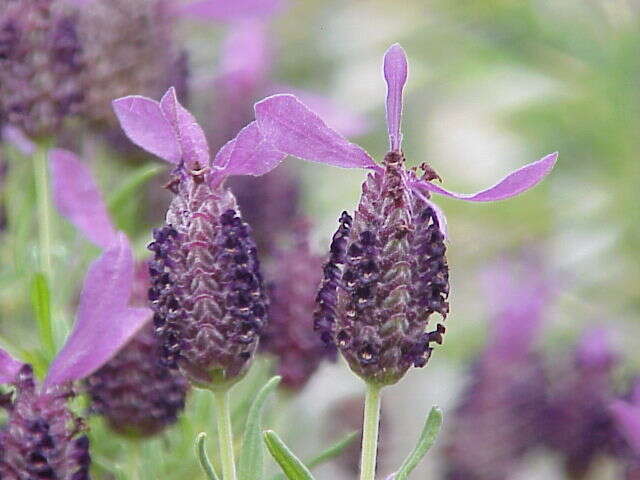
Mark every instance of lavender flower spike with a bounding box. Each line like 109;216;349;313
253;44;556;385
0;239;152;478
114;87;285;388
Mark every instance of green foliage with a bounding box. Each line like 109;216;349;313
195;433;220;480
263;430;315;480
393;407;443;480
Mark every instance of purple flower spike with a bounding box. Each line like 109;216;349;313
383;43;408;152
179;0;285;21
0;348;24;385
254;94;377;170
49;148;118;248
45;233;151;388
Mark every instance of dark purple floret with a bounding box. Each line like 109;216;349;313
0;365;90;479
261;221;334;390
85;323;189;437
314;152;449;385
0;0;85;137
148;166;268;387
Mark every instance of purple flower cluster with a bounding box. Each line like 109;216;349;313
250;44;556;385
0;0;84;137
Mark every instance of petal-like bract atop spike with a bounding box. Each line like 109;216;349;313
416;152;558;202
254;94;377;169
49;148;118;249
160;87;210;170
112;95;182;163
610;400;640;454
45;233;151;387
179;0;285;21
0;348;24;384
213;121;286;177
383;43;408;152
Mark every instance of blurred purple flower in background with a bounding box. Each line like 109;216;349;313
113;87;286;387
0;235;150;476
260;219;335;391
252;43;557;385
443;258;550;480
49;148;189;437
545;329;620;478
611;380;640;479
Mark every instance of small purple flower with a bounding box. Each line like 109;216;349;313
112;87;286;387
611;382;640;479
260;220;334;390
49;148;189;437
0;234;151;476
443;259;549;480
251;44;557;385
545;329;620;478
0;0;84;137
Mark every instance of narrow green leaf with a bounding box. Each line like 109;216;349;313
269;431;359;480
263;430;315;480
195;432;219;480
30;273;54;360
237;375;281;480
394;406;443;480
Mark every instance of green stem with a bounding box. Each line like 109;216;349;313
129;440;141;480
33;142;53;281
214;389;237;480
360;382;382;480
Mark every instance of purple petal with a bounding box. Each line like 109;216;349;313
1;125;36;156
416;152;558;202
383;43;408;152
254;94;377;169
411;186;448;238
268;84;370;137
160;87;210;170
610;400;640;454
49;148;117;249
45;234;151;387
217;20;271;92
214;121;286;177
179;0;285;21
0;348;24;385
112;95;181;163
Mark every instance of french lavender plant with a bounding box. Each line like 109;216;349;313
251;44;557;480
443;259;549;480
0;235;151;478
49;148;189;437
112;86;287;480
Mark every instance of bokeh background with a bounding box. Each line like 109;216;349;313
1;0;639;478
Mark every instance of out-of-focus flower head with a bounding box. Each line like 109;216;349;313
0;234;151;476
545;328;620;478
260;219;334;390
112;87;287;388
251;44;557;385
49;148;189;437
443;258;550;480
611;379;640;479
0;0;84;137
74;0;187;128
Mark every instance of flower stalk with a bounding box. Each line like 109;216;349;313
360;382;382;480
214;388;238;480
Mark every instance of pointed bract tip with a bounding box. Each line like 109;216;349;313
0;348;24;385
383;43;408;152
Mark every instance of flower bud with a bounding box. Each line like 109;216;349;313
315;153;449;385
148;166;268;388
0;365;90;479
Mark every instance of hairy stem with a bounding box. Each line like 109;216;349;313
360;382;382;480
214;389;237;480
